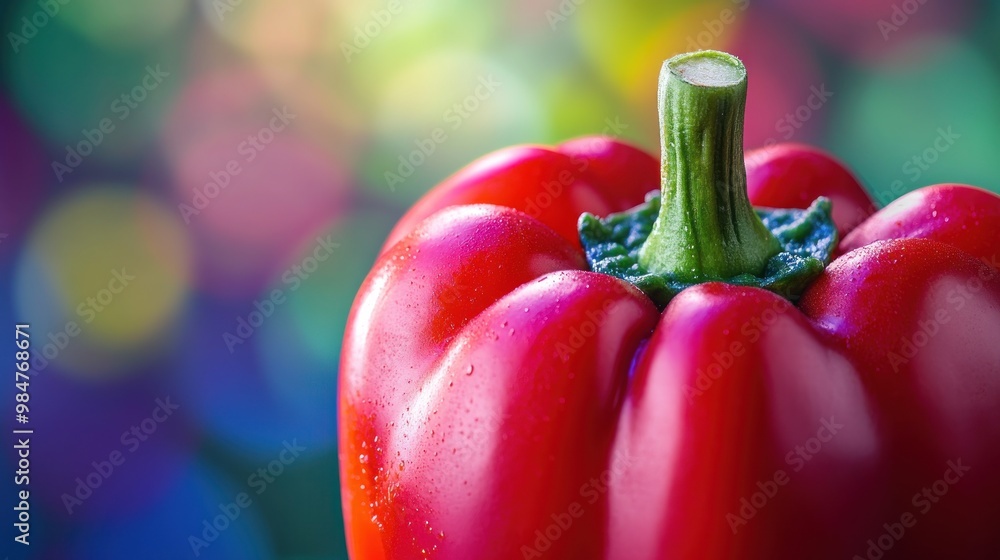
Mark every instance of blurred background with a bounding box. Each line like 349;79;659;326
1;0;998;558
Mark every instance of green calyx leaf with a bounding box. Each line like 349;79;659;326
579;192;838;308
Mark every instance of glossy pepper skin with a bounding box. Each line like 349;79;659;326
340;52;1000;560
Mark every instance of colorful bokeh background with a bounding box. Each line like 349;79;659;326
1;0;998;558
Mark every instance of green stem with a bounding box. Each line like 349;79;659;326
638;51;781;281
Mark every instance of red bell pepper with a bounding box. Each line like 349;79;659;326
340;50;1000;559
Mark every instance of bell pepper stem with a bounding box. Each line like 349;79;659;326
638;51;781;281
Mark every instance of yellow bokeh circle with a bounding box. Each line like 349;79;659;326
16;187;192;376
